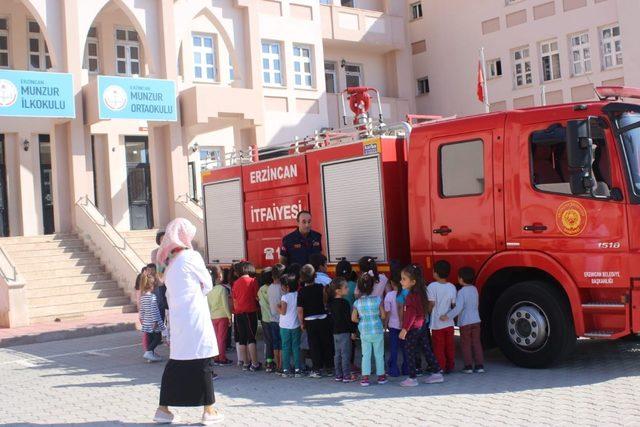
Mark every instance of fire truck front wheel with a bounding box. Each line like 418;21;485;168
492;280;576;368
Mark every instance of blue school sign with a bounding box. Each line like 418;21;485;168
0;69;75;118
98;75;177;121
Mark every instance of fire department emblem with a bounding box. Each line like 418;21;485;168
102;84;128;111
0;79;18;107
556;200;587;236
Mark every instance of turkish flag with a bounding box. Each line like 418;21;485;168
476;61;485;103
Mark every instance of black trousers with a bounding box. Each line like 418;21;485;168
146;332;162;352
305;317;334;370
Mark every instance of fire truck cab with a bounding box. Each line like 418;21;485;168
409;86;640;367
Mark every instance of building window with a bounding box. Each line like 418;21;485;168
540;40;561;82
570;32;591;76
261;41;283;86
28;20;51;71
601;24;622;69
410;2;423;20
84;26;99;73
512;46;532;87
341;0;355;7
345;63;362;88
0;18;8;68
201;146;224;171
192;34;217;81
319;0;332;4
440;140;484;197
115;28;140;76
487;58;502;78
417;77;429;95
325;61;337;93
293;44;313;88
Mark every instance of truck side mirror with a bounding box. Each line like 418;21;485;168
566;118;595;195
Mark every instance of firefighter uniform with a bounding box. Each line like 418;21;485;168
280;229;322;266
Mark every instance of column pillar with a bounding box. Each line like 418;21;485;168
106;133;129;231
4;134;22;236
17;132;42;236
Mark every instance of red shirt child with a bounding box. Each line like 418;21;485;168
402;291;426;331
232;275;259;314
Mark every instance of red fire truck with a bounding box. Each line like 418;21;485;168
203;86;640;368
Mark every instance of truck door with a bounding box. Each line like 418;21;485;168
504;117;630;336
429;131;497;274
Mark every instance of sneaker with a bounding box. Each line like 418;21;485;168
143;351;154;362
415;368;424;377
334;376;343;382
212;373;219;381
309;370;322;379
343;374;356;383
462;366;473;374
237;360;244;367
377;374;388;384
281;369;292;378
150;352;163;362
474;365;485;373
242;364;250;371
424;373;444;384
265;364;274;373
216;359;234;366
153;408;175;424
400;377;419;387
249;362;262;372
294;369;303;378
202;409;224;425
360;376;370;387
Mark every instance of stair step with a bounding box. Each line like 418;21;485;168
27;281;121;297
13;251;95;264
17;258;103;271
23;265;105;279
29;296;134;318
29;273;113;287
2;240;86;251
0;234;76;244
7;247;94;258
29;304;138;324
28;288;126;307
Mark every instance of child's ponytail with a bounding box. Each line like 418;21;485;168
358;256;379;283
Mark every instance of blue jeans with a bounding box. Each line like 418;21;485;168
333;333;351;378
280;327;302;371
388;328;409;376
361;333;385;376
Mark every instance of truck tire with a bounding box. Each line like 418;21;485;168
492;280;576;368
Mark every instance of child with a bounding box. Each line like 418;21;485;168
329;277;357;383
207;264;233;366
440;267;484;374
268;264;285;373
357;257;390;298
385;269;408;377
427;260;458;373
335;260;357;307
258;268;275;372
352;271;386;386
297;264;333;378
231;261;261;371
278;274;303;377
221;267;233;352
310;253;332;286
139;274;165;363
398;264;443;386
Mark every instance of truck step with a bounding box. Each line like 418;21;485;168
584;330;619;338
581;302;626;309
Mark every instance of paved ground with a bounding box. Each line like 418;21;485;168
1;331;640;426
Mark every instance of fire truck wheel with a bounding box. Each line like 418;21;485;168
492;280;576;368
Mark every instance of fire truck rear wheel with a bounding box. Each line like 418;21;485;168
492;280;576;368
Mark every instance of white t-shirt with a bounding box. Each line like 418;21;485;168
279;292;300;329
164;249;218;360
427;281;457;330
383;290;401;329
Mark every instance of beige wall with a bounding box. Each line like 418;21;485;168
408;0;638;116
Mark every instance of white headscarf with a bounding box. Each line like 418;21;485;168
156;218;196;269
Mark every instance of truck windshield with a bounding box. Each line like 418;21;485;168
618;112;640;194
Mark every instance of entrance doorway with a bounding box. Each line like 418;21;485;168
0;135;8;237
39;135;54;235
125;136;153;230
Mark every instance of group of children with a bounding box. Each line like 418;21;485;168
201;254;485;387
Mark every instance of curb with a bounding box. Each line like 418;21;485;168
0;321;138;348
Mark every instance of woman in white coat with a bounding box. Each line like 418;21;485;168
153;218;223;425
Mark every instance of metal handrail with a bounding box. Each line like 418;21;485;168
78;195;129;252
0;245;17;282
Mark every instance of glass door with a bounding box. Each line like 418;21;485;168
125;136;153;230
0;134;8;236
39;135;54;235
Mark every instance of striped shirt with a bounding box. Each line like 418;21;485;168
353;295;383;336
139;292;166;333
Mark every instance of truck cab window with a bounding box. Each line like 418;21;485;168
439;139;484;197
530;122;612;197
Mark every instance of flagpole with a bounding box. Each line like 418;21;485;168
479;47;490;113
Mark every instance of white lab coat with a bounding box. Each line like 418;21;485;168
164;249;218;360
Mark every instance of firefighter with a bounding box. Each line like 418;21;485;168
280;211;323;266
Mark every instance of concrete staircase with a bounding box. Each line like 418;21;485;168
1;234;136;324
122;229;159;265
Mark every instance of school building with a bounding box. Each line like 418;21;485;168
0;0;636;327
